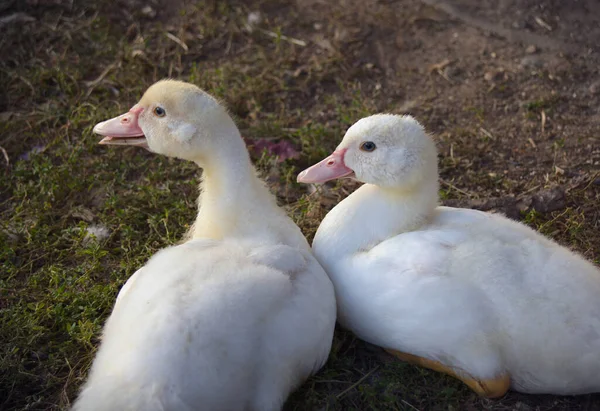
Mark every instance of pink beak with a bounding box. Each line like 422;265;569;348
297;149;354;183
93;105;149;149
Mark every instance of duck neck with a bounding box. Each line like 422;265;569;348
313;178;439;265
187;122;308;250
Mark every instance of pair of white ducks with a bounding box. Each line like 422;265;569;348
73;80;600;410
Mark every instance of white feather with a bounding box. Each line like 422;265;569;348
75;80;336;411
311;114;600;395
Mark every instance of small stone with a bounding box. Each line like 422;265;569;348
520;55;543;68
531;187;565;213
247;11;262;27
484;71;495;81
589;81;600;95
526;45;537;54
141;5;156;18
313;22;323;30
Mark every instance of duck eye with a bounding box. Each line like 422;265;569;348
360;141;376;152
153;106;166;117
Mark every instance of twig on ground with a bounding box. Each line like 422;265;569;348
428;59;453;83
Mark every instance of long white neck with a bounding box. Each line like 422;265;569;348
186;119;309;251
312;178;439;267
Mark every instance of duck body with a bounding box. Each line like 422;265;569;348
74;80;336;411
315;192;600;395
75;238;334;411
299;114;600;396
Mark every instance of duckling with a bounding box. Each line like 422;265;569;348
297;113;600;397
73;80;336;411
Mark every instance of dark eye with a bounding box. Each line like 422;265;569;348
153;106;166;117
360;141;376;152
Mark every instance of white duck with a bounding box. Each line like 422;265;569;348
297;114;600;398
72;80;336;411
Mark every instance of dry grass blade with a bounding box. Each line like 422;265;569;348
528;137;537;148
84;62;119;97
0;12;35;28
428;59;451;73
401;398;421;411
574;172;600;193
441;179;472;197
0;146;9;166
335;366;379;399
535;16;553;31
541;110;547;133
258;28;307;46
480;127;495;140
165;32;189;51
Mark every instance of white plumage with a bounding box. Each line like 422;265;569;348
73;80;336;411
298;113;600;397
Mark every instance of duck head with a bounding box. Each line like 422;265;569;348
297;114;438;190
93;80;232;163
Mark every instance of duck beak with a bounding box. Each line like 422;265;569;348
93;105;149;149
297;148;354;183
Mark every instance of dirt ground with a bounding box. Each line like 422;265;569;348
1;0;599;410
